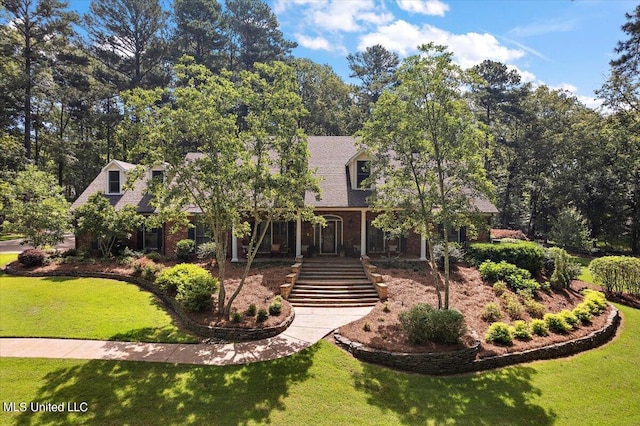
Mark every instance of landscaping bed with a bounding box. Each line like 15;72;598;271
338;263;611;358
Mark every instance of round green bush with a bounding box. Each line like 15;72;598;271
257;308;269;323
175;239;195;260
399;303;435;344
559;309;579;330
485;322;513;345
156;263;210;293
573;303;593;324
530;319;549;336
175;273;218;312
245;303;257;317
269;296;283;316
510;320;532;341
468;241;546;275
544;313;571;334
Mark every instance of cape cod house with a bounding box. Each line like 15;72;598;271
71;136;498;259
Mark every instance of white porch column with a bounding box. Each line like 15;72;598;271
360;209;367;256
420;235;427;261
231;231;239;262
296;215;302;257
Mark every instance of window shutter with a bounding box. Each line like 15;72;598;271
188;227;195;241
136;228;144;250
460;227;467;243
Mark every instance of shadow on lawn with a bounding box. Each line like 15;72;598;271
15;344;319;426
352;365;557;425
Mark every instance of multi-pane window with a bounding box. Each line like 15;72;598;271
151;170;164;182
356;160;370;189
367;221;385;253
108;170;121;194
195;223;211;247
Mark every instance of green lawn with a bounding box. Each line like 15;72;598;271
0;233;23;242
1;304;639;425
0;252;18;267
0;274;197;343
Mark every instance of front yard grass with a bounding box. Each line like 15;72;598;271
1;303;638;425
0;274;197;343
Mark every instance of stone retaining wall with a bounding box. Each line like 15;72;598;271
335;307;620;376
4;266;294;342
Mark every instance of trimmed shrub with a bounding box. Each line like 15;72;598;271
246;304;257;317
573;303;594;324
511;320;532;341
257;308;269;323
501;293;525;320
432;242;466;270
175;239;195;260
490;229;528;240
493;281;507;296
559;309;579;330
145;251;161;262
18;248;46;267
544;313;571;334
481;302;503;322
156;263;214;294
523;298;546;319
232;312;242;323
589;256;640;296
530;319;549;336
196;241;217;262
468;241;546;274
479;260;541;295
268;296;283;316
582;289;607;314
547;247;579;290
399;304;466;344
484;322;513;345
175;273;218;312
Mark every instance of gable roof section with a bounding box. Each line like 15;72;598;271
71;160;155;213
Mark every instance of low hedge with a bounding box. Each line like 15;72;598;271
589;256;640;296
468;241;546;275
479;260;541;295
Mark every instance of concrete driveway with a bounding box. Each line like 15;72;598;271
0;233;75;253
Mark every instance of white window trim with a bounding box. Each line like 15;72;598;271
106;170;123;195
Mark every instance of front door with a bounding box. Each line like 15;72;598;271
321;220;336;254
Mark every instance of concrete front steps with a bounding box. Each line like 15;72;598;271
288;260;379;307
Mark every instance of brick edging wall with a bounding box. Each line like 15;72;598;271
4;266;295;342
334;307;620;376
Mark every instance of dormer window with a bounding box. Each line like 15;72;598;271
356;160;370;189
151;170;164;182
108;170;121;194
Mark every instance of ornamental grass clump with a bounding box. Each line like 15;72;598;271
481;302;503;322
399;304;466;344
484;322;513;345
501;293;525;320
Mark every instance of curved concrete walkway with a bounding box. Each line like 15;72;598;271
0;306;372;365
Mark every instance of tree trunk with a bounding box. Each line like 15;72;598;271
428;237;442;310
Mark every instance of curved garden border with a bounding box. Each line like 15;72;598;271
334;307;620;376
3;265;295;342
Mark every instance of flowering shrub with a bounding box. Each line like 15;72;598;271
490;229;528;240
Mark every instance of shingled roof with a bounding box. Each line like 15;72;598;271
71;137;498;214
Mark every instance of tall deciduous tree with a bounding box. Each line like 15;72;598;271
361;44;491;309
123;58;320;318
1;0;77;159
3;165;72;247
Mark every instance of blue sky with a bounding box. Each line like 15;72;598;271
68;0;636;108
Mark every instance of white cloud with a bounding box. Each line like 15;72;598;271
551;82;578;93
506;65;537;84
308;0;393;32
397;0;449;16
296;34;332;51
358;20;524;68
274;0;324;14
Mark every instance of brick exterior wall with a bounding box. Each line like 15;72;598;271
164;221;189;257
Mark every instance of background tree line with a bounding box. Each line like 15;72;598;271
0;0;638;253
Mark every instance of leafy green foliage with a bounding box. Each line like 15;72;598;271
510;320;532;341
530;319;550;336
559;309;579;330
175;239;195;260
468;241;546;274
478;260;541;294
492;280;507;296
268;296;283;316
582;289;608;314
481;302;502;322
484;322;513;345
399;304;466;344
175;273;218;312
155;263;212;294
549;207;593;253
572;304;594;324
245;304;257;317
589;256;640;296
500;293;525;320
3;165;72;248
543;313;571;334
256;308;268;323
75;192;145;258
432;242;466;270
523;298;547;319
196;241;216;261
547;247;581;290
